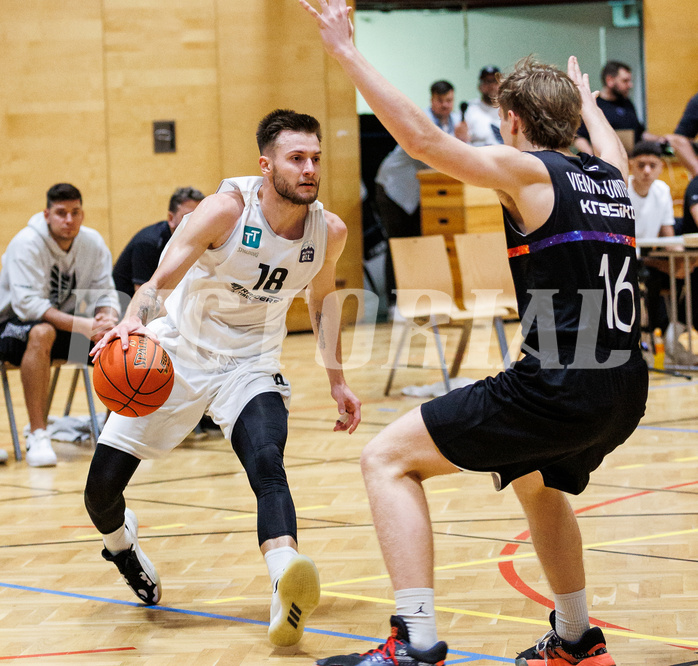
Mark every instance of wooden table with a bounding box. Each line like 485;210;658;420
639;235;698;369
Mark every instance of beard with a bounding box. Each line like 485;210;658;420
272;172;319;206
609;83;628;100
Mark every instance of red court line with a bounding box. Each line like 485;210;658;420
498;481;698;642
0;647;136;660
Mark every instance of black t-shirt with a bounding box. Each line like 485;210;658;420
112;220;172;298
504;151;640;363
675;92;698;139
577;96;645;144
683;176;698;235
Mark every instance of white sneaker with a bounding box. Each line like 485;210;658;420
0;449;7;464
268;554;320;646
25;429;57;467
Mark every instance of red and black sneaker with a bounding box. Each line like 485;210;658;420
315;615;448;665
516;612;616;665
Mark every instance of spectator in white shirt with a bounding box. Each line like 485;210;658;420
628;141;681;335
464;66;503;147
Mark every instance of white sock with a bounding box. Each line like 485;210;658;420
102;520;131;555
394;588;438;650
554;589;589;642
264;546;297;588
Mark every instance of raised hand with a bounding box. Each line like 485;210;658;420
298;0;354;58
567;56;598;111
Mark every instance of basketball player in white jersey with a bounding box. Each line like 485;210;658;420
84;109;362;647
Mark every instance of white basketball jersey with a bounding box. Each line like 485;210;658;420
162;176;328;358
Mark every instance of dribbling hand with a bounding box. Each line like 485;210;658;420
90;315;158;361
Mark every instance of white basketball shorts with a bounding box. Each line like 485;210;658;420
97;318;292;459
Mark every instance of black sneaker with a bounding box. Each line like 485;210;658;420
515;612;616;665
315;615;447;665
101;508;162;605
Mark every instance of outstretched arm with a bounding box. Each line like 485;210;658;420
567;56;628;181
299;0;532;193
306;212;361;433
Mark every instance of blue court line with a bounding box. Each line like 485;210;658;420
649;381;696;391
0;582;514;664
637;425;698;434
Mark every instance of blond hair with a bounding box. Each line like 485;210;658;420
497;56;581;150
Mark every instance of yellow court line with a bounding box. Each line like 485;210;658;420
675;456;698;462
321;591;548;627
76;534;102;541
224;513;256;521
204;597;246;605
428;488;460;494
320;591;698;647
587;527;698;548
615;464;645;470
322;528;698;588
151;523;186;530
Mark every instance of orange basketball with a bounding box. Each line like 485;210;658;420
93;334;175;417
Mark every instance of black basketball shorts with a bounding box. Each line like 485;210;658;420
421;351;648;495
0;317;92;367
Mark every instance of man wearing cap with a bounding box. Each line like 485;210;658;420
464;66;503;147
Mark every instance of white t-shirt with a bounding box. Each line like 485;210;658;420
464;98;502;147
628;176;675;241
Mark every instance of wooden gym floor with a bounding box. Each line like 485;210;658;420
0;321;697;665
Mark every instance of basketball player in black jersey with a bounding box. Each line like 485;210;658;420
301;2;647;665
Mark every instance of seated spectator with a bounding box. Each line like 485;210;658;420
0;184;119;466
464;65;503;147
112;186;205;309
682;173;698;234
574;60;659;155
375;80;468;306
628;141;678;334
667;92;698;177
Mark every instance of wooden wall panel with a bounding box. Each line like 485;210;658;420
643;0;698;135
0;1;109;251
0;0;364;332
216;0;363;330
102;0;222;256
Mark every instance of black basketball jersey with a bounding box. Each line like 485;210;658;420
503;150;640;366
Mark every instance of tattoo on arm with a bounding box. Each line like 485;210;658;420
136;287;161;325
315;311;326;350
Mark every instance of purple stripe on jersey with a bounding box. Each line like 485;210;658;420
507;230;636;258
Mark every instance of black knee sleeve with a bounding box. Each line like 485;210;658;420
231;392;296;546
84;444;140;534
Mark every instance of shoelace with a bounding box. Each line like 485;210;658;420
535;629;558;665
361;631;399;665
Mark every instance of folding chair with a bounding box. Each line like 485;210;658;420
1;360;100;462
451;232;522;377
385;235;509;395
